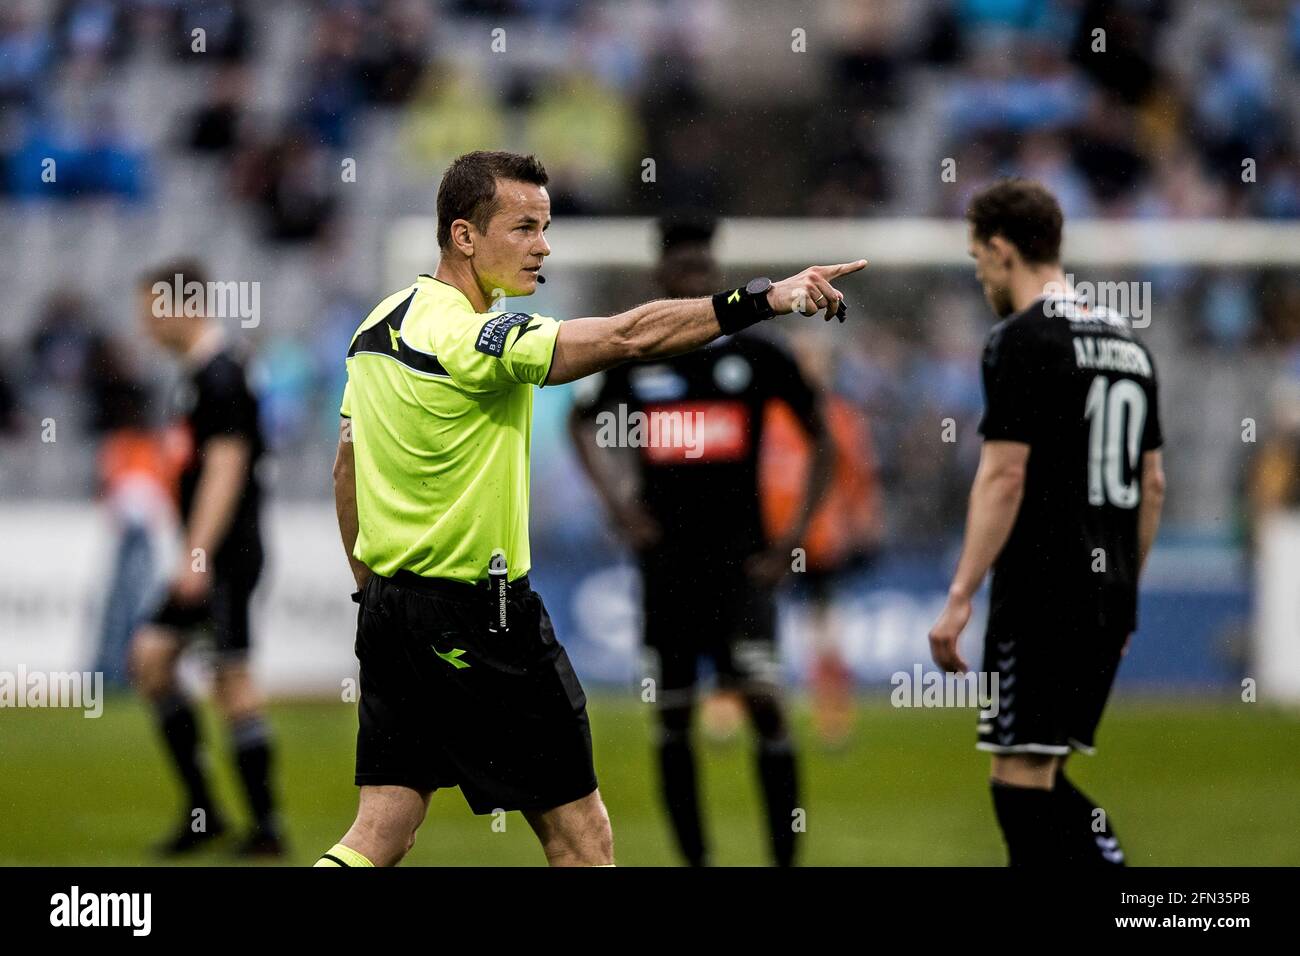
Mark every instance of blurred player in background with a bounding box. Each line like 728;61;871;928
128;259;282;858
93;368;181;690
760;333;883;746
928;180;1165;866
570;214;835;866
1247;378;1300;529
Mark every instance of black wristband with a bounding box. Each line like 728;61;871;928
712;279;775;335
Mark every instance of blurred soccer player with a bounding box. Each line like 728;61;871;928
761;346;883;747
569;215;835;866
928;180;1166;866
94;376;181;690
320;153;863;868
129;259;282;857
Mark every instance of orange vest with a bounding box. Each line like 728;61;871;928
760;396;881;570
99;428;185;504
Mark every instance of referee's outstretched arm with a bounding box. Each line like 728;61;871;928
544;260;867;385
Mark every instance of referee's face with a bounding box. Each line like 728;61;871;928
475;179;551;299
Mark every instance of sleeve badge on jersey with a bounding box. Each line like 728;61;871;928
475;312;533;357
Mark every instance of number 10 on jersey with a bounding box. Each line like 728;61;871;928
1084;374;1147;509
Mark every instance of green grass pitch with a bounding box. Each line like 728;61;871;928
2;692;1297;866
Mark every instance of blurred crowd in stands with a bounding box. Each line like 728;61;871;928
4;0;1298;215
1;0;1299;550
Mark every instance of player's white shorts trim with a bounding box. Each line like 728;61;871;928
976;742;1072;756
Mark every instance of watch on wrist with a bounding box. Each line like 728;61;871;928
713;277;776;335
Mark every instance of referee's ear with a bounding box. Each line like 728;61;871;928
448;219;476;258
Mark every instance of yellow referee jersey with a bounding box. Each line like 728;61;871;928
340;274;561;583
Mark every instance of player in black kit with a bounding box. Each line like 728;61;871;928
128;259;283;857
569;215;834;866
928;180;1166;866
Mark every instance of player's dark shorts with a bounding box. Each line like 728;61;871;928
147;551;264;656
977;617;1129;756
639;553;780;704
353;570;598;815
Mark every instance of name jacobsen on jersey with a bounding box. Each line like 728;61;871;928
1073;336;1153;378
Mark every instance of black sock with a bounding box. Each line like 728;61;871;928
155;693;216;820
655;713;707;866
757;740;799;867
230;715;278;836
1055;770;1125;866
990;780;1061;866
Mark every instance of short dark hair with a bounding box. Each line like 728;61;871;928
139;257;208;292
437;151;549;251
966;178;1063;265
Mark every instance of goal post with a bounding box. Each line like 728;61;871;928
387;217;1300;285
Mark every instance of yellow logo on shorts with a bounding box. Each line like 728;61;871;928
434;647;470;669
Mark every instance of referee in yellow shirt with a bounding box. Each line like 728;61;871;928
317;150;865;867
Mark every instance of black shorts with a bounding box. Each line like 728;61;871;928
640;556;780;704
353;571;598;815
147;557;263;656
977;618;1129;756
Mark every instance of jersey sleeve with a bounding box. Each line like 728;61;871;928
192;359;260;447
435;310;562;391
339;378;352;418
977;321;1038;444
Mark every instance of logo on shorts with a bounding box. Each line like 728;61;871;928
434;647;471;669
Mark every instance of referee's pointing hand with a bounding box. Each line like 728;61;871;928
769;259;868;322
